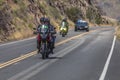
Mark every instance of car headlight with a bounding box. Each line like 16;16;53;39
85;26;88;28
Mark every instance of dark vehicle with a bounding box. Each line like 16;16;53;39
75;20;89;32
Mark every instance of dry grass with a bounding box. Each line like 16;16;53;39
116;26;120;39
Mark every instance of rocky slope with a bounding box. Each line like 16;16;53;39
94;0;120;20
0;0;108;42
93;0;120;39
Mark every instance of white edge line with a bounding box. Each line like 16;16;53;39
0;37;36;47
99;36;116;80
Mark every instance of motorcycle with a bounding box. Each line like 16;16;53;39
59;22;68;37
38;25;50;59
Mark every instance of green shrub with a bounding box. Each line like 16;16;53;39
95;13;102;25
65;7;84;23
116;27;120;39
0;0;5;9
13;0;19;4
86;7;93;21
28;23;33;29
0;0;4;4
86;7;102;24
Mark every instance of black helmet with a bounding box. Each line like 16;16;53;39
47;18;50;23
44;18;50;24
40;17;45;23
63;18;67;22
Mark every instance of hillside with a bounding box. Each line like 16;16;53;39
0;0;108;42
94;0;120;20
93;0;120;39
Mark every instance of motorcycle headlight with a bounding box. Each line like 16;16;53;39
64;28;67;31
60;28;63;30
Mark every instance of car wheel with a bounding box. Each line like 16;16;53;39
86;28;89;32
75;27;77;32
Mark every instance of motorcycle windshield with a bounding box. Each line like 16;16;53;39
76;22;88;27
40;25;49;41
41;25;49;33
61;22;66;28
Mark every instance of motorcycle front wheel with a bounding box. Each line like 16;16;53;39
41;43;47;59
62;34;65;37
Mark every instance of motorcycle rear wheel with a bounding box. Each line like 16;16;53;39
42;53;46;59
62;34;65;37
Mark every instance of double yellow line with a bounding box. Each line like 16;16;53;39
0;51;36;69
0;30;97;69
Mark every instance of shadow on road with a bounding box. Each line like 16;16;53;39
47;57;62;59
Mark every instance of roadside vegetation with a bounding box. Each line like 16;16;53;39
86;7;102;25
116;27;120;39
65;7;84;23
116;21;120;39
0;0;111;42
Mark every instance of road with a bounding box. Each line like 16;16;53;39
0;26;119;80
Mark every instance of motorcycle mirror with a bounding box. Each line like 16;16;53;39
33;31;37;35
33;28;36;30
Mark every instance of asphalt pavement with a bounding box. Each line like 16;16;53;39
0;26;119;80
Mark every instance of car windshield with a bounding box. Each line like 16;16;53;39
76;22;88;26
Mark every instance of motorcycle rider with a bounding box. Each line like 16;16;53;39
37;17;45;53
44;18;56;54
60;18;69;34
36;16;56;54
